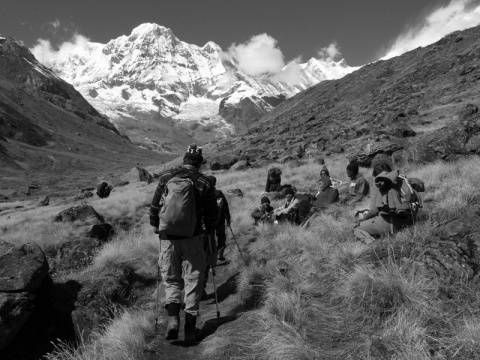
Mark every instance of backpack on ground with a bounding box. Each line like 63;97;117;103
159;170;201;237
268;168;282;182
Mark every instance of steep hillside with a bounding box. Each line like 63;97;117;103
207;25;480;167
38;23;356;152
0;37;166;195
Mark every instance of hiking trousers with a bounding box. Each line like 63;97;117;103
215;221;226;250
356;214;414;238
159;234;206;316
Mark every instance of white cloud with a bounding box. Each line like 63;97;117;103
318;42;342;61
42;19;61;34
273;58;303;85
383;0;480;60
30;33;91;64
228;33;285;76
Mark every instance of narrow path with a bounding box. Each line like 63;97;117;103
145;259;241;360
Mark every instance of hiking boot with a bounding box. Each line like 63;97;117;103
184;313;201;344
217;247;226;262
165;303;181;340
165;316;180;340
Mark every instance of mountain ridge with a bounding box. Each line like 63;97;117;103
36;23;357;153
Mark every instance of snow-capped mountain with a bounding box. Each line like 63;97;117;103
38;23;357;153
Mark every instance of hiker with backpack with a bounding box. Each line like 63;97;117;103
251;197;274;225
272;187;300;223
353;155;424;243
149;144;219;343
265;167;282;192
341;162;370;205
207;175;231;262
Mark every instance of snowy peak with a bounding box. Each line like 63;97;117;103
36;22;358;153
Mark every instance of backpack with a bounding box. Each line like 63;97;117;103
268;168;282;182
158;171;201;237
398;174;423;215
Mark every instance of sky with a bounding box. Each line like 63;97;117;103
2;0;480;68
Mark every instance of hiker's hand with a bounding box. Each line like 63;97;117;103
153;227;160;234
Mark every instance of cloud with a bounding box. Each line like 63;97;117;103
383;0;480;60
228;33;285;76
273;58;303;85
318;42;342;61
30;33;91;64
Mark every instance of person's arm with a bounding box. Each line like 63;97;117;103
265;175;271;192
222;193;231;224
347;177;369;205
201;178;220;235
149;177;166;228
285;198;300;214
333;189;339;203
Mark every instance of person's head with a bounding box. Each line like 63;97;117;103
319;165;330;178
284;187;295;201
318;175;332;191
183;143;203;169
208;175;217;187
374;171;392;191
260;196;271;209
346;162;359;179
371;154;393;177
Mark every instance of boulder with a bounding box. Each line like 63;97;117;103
87;223;114;241
53;204;105;225
124;166;153;183
0;241;49;350
74;190;93;201
230;160;250;171
37;195;49;206
349;140;404;167
226;189;244;198
96;182;113;199
208;154;238;170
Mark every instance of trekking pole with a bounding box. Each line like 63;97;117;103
207;234;221;321
155;234;162;331
228;224;246;262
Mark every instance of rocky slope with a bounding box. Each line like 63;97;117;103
0;37;164;195
206;24;480;168
38;23;356;152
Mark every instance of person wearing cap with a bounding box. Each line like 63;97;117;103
251;197;274;225
207;175;231;262
342;162;370;205
272;187;300;223
149;144;219;343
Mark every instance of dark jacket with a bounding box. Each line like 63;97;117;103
214;189;231;224
347;173;370;205
149;165;219;237
312;177;339;209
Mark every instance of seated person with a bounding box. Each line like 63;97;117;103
341;162;370;205
251;197;274;225
320;166;343;188
354;169;417;243
265;167;282;192
272;187;300;223
311;176;339;212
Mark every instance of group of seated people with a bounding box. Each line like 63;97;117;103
251;155;424;243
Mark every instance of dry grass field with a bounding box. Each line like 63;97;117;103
3;155;480;359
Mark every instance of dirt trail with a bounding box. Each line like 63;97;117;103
145;260;241;360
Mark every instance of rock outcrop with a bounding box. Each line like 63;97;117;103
53;205;105;225
124;166;153;183
0;241;49;350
